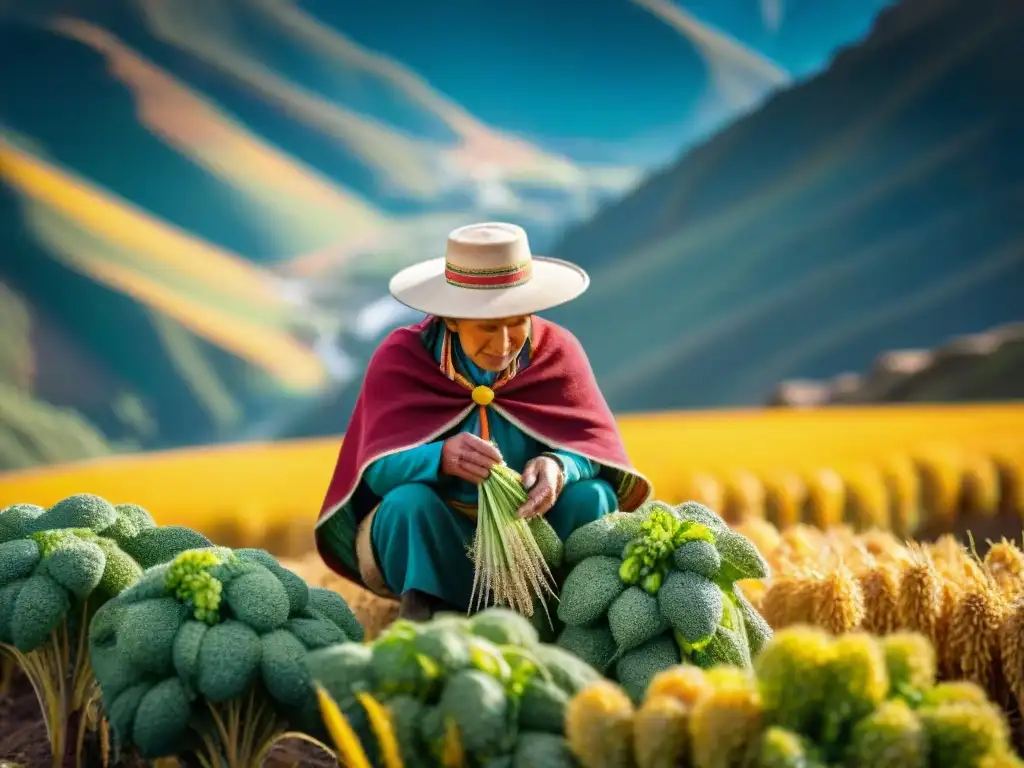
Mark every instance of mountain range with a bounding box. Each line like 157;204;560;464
275;0;1024;438
3;0;1019;468
540;0;1024;412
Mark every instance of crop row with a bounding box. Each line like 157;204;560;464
4;493;1024;768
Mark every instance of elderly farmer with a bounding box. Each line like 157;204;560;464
316;222;651;621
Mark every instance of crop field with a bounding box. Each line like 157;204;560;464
2;402;1024;767
1;402;1021;553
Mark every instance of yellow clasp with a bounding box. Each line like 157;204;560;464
471;385;495;406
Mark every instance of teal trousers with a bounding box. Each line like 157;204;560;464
370;479;616;610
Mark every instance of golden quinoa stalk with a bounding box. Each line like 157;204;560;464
859;566;902;635
897;546;942;642
811;560;865;634
984;539;1024;601
947;585;1008;698
760;574;817;629
935;581;965;680
998;597;1024;709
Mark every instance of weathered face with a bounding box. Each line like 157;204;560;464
444;316;531;372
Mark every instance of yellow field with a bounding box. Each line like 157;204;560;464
1;404;1021;548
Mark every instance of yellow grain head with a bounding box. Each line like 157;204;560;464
760;577;796;629
645;665;712;709
859;565;902;636
688;668;764;768
633;694;690;768
763;471;807;531
984;539;1024;601
913;447;963;532
881;454;921;539
723;468;766;523
810;560;865;634
960;451;1001;518
935;580;965;680
859;529;912;570
804;467;846;529
947;585;1008;698
733;518;782;563
681;472;725;512
998;596;1024;711
991;448;1024;518
897;546;942;640
760;574;818;629
843;464;892;532
565;680;636;768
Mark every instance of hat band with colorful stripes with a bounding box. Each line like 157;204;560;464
444;259;533;290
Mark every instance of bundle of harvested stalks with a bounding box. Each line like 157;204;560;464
468;462;559;618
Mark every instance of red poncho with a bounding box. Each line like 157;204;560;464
315;316;651;585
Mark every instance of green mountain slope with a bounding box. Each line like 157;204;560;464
544;0;1024;412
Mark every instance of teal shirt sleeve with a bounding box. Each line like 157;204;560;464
363;441;444;497
548;450;598;484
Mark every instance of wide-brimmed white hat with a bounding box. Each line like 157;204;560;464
388;222;590;319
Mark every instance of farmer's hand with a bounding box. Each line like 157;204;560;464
518;456;564;518
440;433;502;485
